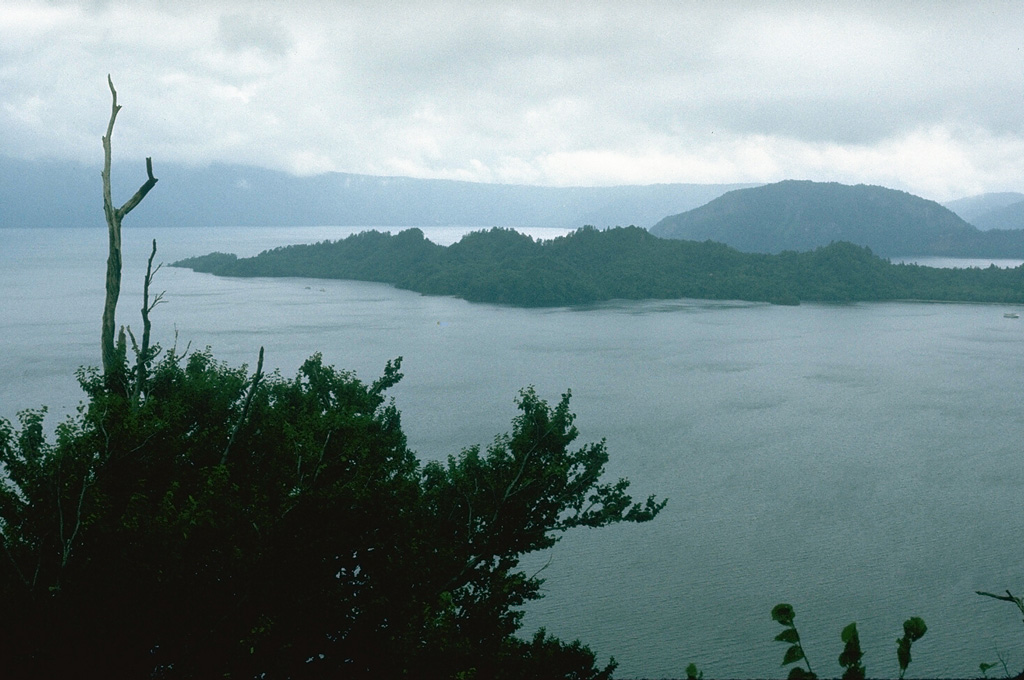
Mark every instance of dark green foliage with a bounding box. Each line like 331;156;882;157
685;662;703;679
838;622;865;680
174;226;1024;308
0;344;660;678
897;616;928;679
772;603;817;679
495;629;617;680
772;604;927;680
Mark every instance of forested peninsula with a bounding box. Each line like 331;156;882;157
172;226;1024;307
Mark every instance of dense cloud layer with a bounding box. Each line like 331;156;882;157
2;1;1023;200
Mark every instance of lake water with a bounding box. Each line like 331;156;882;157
2;226;1023;679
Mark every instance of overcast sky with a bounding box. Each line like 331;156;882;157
3;1;1023;201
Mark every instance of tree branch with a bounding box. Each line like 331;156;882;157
116;157;158;220
132;239;164;407
221;347;265;466
0;535;30;588
60;473;90;570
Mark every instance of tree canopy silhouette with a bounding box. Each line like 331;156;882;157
0;78;663;680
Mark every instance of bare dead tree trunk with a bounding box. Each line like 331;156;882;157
129;239;164;407
101;75;158;388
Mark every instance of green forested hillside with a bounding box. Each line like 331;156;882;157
650;180;1024;257
173;226;1024;307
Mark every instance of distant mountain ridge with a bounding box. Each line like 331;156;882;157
0;155;752;229
651;180;1024;257
943;192;1024;225
966;199;1024;232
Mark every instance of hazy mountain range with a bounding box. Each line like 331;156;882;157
6;155;1024;258
651;181;1024;257
960;198;1024;232
0;155;751;230
942;192;1024;228
937;191;1024;223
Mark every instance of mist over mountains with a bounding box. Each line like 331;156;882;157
0;155;751;230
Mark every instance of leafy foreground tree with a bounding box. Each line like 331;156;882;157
0;345;663;679
1;76;663;679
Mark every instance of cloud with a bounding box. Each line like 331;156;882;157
1;0;1023;201
217;12;292;57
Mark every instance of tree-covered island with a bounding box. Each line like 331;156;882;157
173;226;1024;307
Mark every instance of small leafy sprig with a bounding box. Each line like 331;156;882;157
772;603;817;679
896;616;928;679
838;622;865;680
979;650;1011;679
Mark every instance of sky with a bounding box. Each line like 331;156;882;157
2;1;1023;202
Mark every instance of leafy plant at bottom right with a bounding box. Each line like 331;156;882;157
772;603;927;680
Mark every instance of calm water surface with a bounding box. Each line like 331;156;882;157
2;227;1023;678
